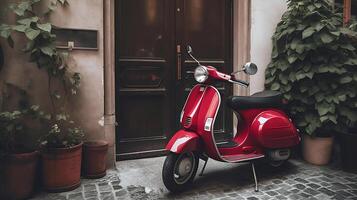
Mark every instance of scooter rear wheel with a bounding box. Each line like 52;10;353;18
162;152;199;193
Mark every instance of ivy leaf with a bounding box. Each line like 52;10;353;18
12;1;31;16
340;76;352;84
315;23;325;32
0;24;12;38
345;58;357;65
37;23;52;33
320;32;334;43
271;83;280;90
316;102;330;116
25;28;40;40
40;46;54;56
288;55;298;64
340;43;355;51
302;27;315;39
17;17;39;26
340;108;357;122
295;44;305;54
12;24;27;32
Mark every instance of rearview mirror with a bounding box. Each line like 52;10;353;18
187;45;193;54
243;62;258;75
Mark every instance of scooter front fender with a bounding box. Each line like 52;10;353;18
166;130;201;153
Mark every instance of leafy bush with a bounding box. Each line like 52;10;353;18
265;0;357;136
0;106;41;155
39;113;84;149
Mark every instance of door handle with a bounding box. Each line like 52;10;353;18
177;45;182;80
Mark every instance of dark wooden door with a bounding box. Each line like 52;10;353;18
115;0;233;160
175;0;233;136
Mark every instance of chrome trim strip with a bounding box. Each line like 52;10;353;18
208;85;265;163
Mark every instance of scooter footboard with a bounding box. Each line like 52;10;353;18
166;130;202;153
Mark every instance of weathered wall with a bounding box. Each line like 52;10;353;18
250;0;287;94
0;0;106;151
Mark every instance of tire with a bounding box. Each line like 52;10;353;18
162;152;199;193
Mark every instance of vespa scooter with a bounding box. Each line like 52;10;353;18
162;46;300;193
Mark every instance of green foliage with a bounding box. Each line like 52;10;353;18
265;0;357;136
0;0;83;147
39;116;84;149
0;105;42;154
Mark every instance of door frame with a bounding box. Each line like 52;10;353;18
103;0;251;163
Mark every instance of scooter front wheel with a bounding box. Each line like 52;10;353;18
162;152;199;193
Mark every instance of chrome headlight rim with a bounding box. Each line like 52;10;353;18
194;65;209;83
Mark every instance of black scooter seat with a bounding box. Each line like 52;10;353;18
226;90;283;110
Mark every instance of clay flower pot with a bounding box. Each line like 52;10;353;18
0;151;39;200
302;134;333;165
82;140;108;178
41;142;83;192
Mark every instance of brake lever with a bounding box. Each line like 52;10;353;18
186;71;194;74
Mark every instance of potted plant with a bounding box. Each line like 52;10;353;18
265;0;357;165
0;108;39;200
0;0;82;192
82;140;109;178
39;115;84;192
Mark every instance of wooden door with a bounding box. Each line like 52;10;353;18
175;0;233;136
115;0;233;160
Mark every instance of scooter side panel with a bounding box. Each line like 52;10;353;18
165;130;202;153
250;110;300;149
181;85;206;130
196;86;223;161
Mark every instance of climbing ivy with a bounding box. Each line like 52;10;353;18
265;0;357;136
0;0;83;148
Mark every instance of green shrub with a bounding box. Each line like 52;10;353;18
265;0;357;136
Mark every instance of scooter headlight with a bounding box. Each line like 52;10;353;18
194;66;209;83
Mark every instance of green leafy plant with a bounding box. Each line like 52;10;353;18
0;110;24;154
0;0;83;147
0;105;42;155
265;0;357;136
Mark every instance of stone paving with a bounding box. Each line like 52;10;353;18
30;158;357;200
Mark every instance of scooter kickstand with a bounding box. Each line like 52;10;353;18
199;159;208;176
251;162;259;192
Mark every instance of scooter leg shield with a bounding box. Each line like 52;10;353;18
166;130;201;153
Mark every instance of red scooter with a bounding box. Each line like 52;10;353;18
162;46;300;193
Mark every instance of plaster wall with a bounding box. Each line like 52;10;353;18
250;0;287;94
0;0;106;155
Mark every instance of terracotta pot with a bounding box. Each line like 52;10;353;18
302;134;333;165
41;142;82;192
82;140;108;178
0;151;39;200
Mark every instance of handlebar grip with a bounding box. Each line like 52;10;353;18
236;80;249;87
229;79;249;87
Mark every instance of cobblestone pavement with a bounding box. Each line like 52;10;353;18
30;158;357;200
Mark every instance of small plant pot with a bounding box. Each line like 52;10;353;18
0;151;39;200
302;134;334;165
41;142;82;192
82;140;109;178
339;131;357;173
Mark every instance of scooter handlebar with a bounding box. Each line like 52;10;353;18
229;79;249;87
